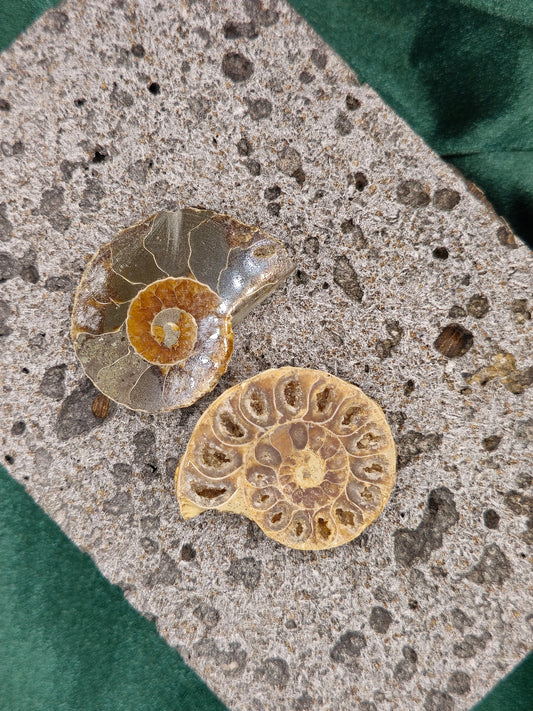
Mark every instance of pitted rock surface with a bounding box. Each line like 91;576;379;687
0;1;532;709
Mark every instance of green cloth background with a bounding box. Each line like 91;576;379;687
0;2;532;710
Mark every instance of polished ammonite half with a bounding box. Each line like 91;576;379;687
71;208;293;412
176;367;397;550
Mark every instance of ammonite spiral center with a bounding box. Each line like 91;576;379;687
126;277;219;366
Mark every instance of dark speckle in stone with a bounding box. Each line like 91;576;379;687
285;618;297;630
294;269;310;286
292;167;306;185
394;645;418;682
394;487;458;567
112;462;132;482
304;236;319;256
247;97;272;120
434;188;461;210
0;253;17;282
467;294;490;318
74;98;86;107
0;99;11;111
110;83;134;108
404;379;415;396
333;255;363;301
223;20;258;39
102;491;132;516
236;137;251;156
39;186;71;232
299;70;314;84
39;364;67;400
345;93;361;110
453;631;491;659
447;671;471;696
450;608;470;633
267;202;281;216
310;48;327;70
424;689;455;711
11;421;26;435
484;509;500;529
496;223;519;248
276;145;302;177
264;185;281;201
349;171;368;191
60;159;79;181
19;262;39;284
79;178;105;212
482;435;502;451
369;606;393;633
516;472;532;489
448;305;466;319
193;638;247;677
433;246;449;259
330;631;366;670
144;552;180;587
294;692;314;710
140;537;158;554
0;203;13;241
148;82;161;95
255;657;289;688
131;43;145;57
245;159;261;176
335;112;353;136
503;490;533;516
181;543;196;561
165;456;179;480
0;299;12;336
397;179;430;207
226;556;261;590
55;378;115;440
91;147;108;163
47;10;68;32
193;602;220;628
127;158;153;184
44;275;74;292
434;323;473;358
222;51;254;82
396;430;443;469
466;543;511;585
133;427;158;481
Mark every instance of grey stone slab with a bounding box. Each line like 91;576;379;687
1;1;532;709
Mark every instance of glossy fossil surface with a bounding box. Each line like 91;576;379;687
71;208;293;412
176;367;397;550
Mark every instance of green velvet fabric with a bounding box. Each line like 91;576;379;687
289;0;533;247
0;466;227;711
0;0;60;51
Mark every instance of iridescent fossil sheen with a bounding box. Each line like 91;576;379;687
176;367;397;550
71;208;293;411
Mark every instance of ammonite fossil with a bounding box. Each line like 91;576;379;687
71;208;293;412
176;367;396;550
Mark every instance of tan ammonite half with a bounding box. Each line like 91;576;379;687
71;208;293;412
176;367;396;550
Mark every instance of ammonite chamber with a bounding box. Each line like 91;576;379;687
176;367;397;550
71;208;293;412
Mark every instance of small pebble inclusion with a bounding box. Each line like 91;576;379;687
176;367;397;550
71;208;293;412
